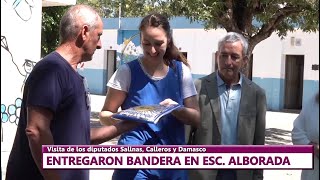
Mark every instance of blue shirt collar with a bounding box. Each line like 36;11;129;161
216;71;243;87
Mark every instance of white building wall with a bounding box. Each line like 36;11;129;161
1;0;42;146
171;29;319;81
252;33;283;79
84;29;118;69
42;0;76;7
172;29;227;75
253;30;319;81
282;30;319;81
84;23;318;109
1;0;42;102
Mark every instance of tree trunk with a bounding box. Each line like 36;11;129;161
241;43;255;79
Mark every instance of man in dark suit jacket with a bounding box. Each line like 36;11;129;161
188;32;267;180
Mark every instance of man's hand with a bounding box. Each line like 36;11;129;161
309;142;319;158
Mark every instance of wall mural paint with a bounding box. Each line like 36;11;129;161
1;0;38;132
116;33;143;67
21;59;36;90
1;98;22;125
1;35;36;125
2;0;35;21
1;36;36;93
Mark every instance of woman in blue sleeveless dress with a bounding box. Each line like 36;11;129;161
100;13;200;180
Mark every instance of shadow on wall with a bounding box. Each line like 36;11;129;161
265;128;292;145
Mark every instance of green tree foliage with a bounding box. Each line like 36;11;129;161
167;0;319;56
41;0;319;61
77;0;169;18
41;6;69;57
41;0;167;57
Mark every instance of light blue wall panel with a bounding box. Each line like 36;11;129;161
192;74;207;80
78;69;107;95
253;77;284;111
302;80;319;107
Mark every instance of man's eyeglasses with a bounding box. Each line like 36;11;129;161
219;53;243;62
83;77;91;110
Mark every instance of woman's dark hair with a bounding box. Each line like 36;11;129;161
139;13;189;67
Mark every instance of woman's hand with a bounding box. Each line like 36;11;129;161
159;97;200;128
159;98;178;106
100;88;127;126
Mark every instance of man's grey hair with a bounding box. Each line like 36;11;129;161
218;32;248;57
59;5;100;44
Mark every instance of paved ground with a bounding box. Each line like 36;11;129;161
1;95;302;180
